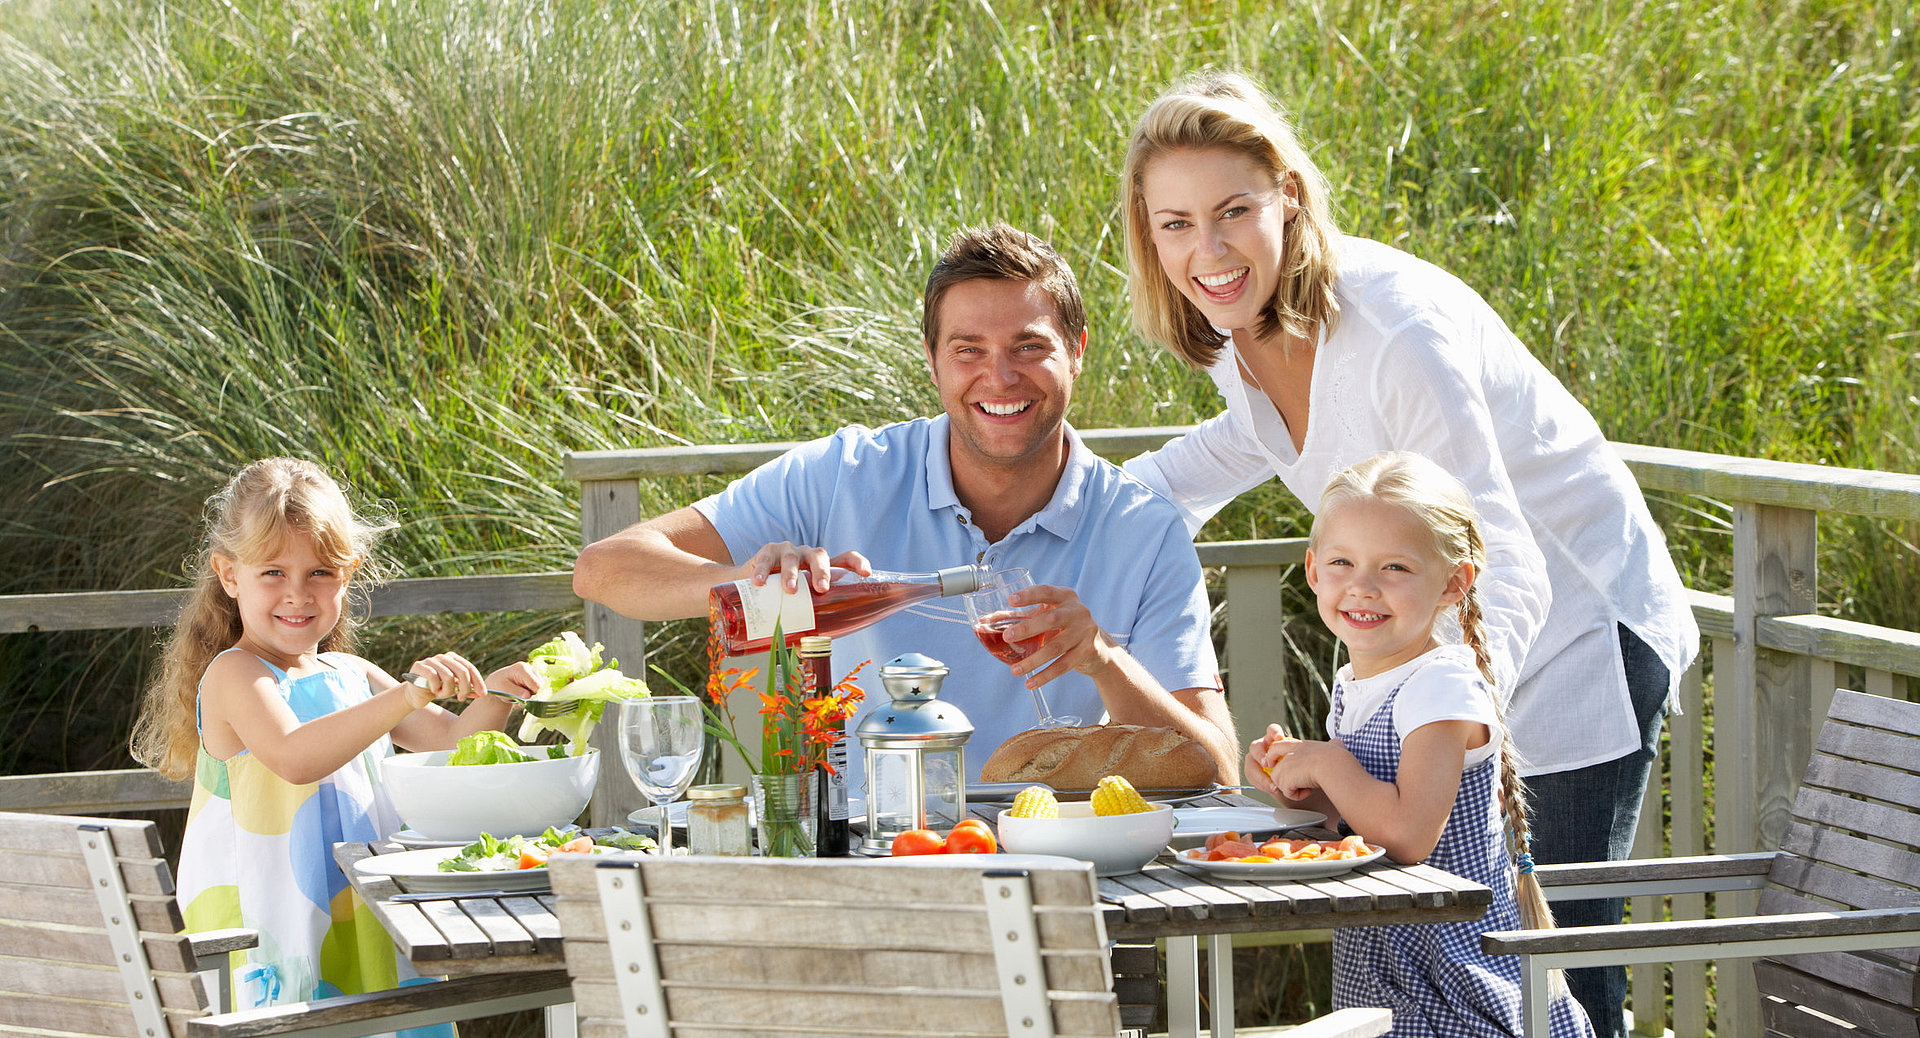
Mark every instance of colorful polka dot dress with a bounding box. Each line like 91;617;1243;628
176;650;451;1036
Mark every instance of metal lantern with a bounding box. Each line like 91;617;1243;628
856;653;972;854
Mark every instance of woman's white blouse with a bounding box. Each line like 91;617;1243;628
1125;236;1698;775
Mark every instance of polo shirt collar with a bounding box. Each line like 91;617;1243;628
920;415;1091;543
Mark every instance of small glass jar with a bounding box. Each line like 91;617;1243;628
685;783;751;856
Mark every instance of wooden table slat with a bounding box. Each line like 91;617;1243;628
1356;862;1455;908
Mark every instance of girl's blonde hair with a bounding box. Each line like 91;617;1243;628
1310;451;1555;931
1121;69;1342;368
131;458;387;780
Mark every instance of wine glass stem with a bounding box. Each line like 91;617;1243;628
657;801;673;854
1029;683;1054;724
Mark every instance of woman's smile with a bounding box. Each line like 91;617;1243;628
1195;266;1250;302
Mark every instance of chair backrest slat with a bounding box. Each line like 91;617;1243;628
0;813;166;857
0;884;182;932
552;855;1120;1038
0;813;209;1038
0;993;201;1038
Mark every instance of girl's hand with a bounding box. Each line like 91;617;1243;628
1243;723;1294;797
486;661;545;700
1263;737;1349;802
403;652;488;706
1244;743;1279;797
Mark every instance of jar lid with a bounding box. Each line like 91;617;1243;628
798;635;832;654
685;783;747;800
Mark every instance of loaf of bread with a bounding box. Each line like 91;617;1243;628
980;724;1217;792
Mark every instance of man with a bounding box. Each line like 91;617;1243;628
573;224;1237;792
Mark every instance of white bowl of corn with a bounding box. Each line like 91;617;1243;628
995;778;1176;877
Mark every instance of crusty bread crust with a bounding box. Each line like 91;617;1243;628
980;724;1217;791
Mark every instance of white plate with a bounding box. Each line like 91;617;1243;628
1170;807;1325;839
1174;843;1387;880
353;845;608;893
878;853;1085;869
628;802;768;830
389;828;478;850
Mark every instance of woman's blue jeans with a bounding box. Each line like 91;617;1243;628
1522;624;1671;1038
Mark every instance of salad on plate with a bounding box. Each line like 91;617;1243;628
437;826;657;873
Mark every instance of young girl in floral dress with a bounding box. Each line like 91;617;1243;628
1247;451;1592;1037
131;458;539;1022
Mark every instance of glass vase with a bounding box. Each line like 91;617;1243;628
751;772;816;858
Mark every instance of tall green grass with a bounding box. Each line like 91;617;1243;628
0;0;1914;774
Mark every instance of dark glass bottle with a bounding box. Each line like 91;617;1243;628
802;635;851;857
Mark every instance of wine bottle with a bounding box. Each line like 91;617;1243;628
709;564;982;656
802;635;851;857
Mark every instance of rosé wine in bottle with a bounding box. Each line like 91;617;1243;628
973;616;1052;665
710;565;981;656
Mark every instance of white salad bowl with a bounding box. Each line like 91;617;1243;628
380;748;598;841
996;800;1175;876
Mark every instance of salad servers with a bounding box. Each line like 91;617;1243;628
404;673;584;718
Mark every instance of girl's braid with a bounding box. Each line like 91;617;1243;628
1461;581;1554;931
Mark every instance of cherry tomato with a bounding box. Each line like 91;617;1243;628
516;845;552;870
945;823;997;855
890;829;947;856
950;818;993;838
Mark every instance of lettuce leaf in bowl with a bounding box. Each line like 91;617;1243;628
447;730;566;766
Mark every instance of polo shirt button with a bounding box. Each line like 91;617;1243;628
957;515;969;525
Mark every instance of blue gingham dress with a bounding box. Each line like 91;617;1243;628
1330;659;1593;1037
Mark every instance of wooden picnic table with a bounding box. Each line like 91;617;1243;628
336;796;1491;1038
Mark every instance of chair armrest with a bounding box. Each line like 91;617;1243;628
187;970;572;1038
1278;1007;1392;1038
1535;852;1773;901
1484;906;1920;962
189;928;259;968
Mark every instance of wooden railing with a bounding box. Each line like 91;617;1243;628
4;429;1917;1036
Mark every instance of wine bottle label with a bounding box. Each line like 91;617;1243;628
732;578;817;640
826;737;849;821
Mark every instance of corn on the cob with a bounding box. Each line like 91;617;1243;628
1091;775;1153;816
1007;785;1059;819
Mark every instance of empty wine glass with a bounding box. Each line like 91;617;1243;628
617;696;705;853
963;568;1082;728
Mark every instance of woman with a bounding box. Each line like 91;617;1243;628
1117;70;1696;1038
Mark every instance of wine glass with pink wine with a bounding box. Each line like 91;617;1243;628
963;568;1082;728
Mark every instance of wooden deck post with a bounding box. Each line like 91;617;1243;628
579;476;649;827
1722;502;1816;1035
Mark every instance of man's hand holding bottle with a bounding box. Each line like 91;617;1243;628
738;542;873;594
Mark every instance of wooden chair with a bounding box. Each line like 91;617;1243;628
1485;688;1920;1036
0;811;570;1038
550;853;1389;1038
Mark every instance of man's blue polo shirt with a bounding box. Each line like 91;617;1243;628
692;416;1220;795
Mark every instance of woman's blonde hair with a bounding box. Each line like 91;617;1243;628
1310;451;1556;931
130;458;387;780
1121;69;1342;368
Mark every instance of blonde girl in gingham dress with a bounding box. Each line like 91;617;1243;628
1247;452;1592;1037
